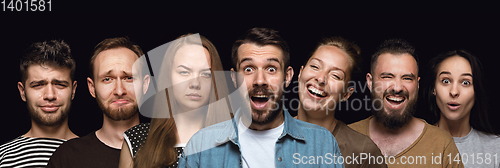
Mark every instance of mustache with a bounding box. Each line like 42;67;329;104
249;87;273;96
107;96;135;103
383;88;409;98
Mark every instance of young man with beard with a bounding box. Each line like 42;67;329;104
179;28;343;168
0;40;78;167
46;37;150;168
348;39;463;168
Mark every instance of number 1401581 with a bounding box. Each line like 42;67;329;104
2;0;51;11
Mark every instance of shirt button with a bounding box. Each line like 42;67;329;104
278;157;282;162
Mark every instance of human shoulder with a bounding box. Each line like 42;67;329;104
294;118;332;134
347;116;371;136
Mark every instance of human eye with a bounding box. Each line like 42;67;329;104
178;71;189;76
201;72;212;78
310;64;319;70
103;77;112;82
243;66;254;74
267;67;277;73
125;76;134;82
441;79;450;84
462;80;471;86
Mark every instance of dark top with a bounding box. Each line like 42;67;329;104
332;121;388;168
123;122;184;168
46;132;120;168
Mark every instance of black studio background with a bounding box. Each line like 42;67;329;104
2;2;499;144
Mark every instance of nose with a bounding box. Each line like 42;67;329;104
450;83;459;98
316;71;327;86
189;76;201;90
43;84;56;101
113;79;127;96
391;79;404;94
253;69;268;87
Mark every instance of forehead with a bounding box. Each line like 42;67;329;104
309;45;351;71
94;47;138;74
26;64;71;81
237;43;283;65
173;45;210;67
375;53;418;75
438;55;471;74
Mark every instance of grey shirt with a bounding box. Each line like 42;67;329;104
453;128;500;168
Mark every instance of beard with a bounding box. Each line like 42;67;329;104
250;87;283;125
371;87;417;130
28;103;69;127
96;95;138;121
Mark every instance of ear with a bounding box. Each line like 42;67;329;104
142;74;150;95
18;81;26;102
341;87;354;101
433;88;436;95
284;66;294;88
87;77;96;98
366;73;373;92
298;65;304;80
230;68;237;88
71;81;77;100
417;76;420;89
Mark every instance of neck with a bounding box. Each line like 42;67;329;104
96;113;140;149
173;108;206;144
24;119;77;140
436;114;471;137
248;110;285;131
297;104;337;132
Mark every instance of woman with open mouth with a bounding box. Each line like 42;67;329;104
424;50;500;168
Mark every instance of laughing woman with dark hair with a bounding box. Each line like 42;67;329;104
424;50;500;168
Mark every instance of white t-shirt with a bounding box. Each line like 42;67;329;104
453;128;500;168
238;119;284;168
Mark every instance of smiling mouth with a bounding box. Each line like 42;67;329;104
385;96;406;106
307;85;327;98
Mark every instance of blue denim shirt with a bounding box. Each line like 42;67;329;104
178;108;344;168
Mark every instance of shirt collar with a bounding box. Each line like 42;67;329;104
215;108;306;145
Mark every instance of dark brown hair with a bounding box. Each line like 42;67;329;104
231;27;290;70
89;37;143;79
424;50;496;135
370;38;419;75
20;40;75;84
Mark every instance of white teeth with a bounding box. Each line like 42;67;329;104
387;97;404;102
308;86;326;97
253;95;268;98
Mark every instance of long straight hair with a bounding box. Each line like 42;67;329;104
424;50;497;135
133;34;231;168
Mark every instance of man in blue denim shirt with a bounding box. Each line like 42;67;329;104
178;28;344;168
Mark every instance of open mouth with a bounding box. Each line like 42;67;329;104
307;85;327;98
447;102;461;111
250;94;271;110
385;95;406;108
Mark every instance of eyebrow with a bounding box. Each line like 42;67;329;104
29;79;70;86
177;65;211;72
309;58;346;73
239;57;281;67
439;71;473;77
100;69;132;77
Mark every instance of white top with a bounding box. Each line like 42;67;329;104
238;119;284;168
453;128;500;168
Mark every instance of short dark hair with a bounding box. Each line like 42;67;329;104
231;27;290;70
424;50;496;135
89;37;143;79
20;40;75;84
370;38;419;74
